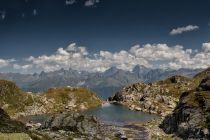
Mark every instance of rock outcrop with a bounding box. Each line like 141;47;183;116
40;112;106;139
109;75;196;116
160;75;210;139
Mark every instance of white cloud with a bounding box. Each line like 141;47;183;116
65;0;76;5
202;43;210;52
0;59;15;68
1;43;210;73
170;25;199;35
84;0;100;7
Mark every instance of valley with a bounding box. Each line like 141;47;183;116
0;68;209;139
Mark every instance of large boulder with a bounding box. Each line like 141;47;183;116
41;112;101;136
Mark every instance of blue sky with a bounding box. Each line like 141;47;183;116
0;0;210;73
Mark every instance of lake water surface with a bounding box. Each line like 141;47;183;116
83;103;158;126
22;103;158;126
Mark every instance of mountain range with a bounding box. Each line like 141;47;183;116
0;65;202;99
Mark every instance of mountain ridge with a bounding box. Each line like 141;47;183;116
0;65;203;100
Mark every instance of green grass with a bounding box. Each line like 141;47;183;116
0;133;31;140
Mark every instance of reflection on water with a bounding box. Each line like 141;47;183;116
83;104;158;126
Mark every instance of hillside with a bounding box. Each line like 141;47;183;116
109;75;198;116
107;68;210;139
160;75;210;139
0;80;102;117
23;87;102;116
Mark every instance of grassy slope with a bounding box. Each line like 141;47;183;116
155;75;198;98
0;80;102;117
41;87;102;112
0;133;31;140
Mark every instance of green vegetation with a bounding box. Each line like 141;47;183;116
0;133;31;140
156;75;197;98
42;87;102;111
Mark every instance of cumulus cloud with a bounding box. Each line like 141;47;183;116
1;43;210;73
5;42;209;73
0;59;15;68
84;0;100;7
170;25;199;35
202;43;210;52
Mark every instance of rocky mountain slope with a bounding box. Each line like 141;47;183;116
109;75;198;116
160;74;210;139
0;80;102;118
109;68;210;139
0;66;202;99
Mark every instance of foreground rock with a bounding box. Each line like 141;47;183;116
20;112;153;140
160;75;210;139
41;112;105;139
0;108;26;133
109;76;197;116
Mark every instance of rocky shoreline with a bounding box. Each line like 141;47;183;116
108;75;196;117
108;68;210;139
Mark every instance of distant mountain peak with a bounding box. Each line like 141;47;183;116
39;71;47;77
132;65;151;76
103;67;120;76
132;65;148;72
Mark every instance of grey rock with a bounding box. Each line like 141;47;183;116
42;112;102;136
